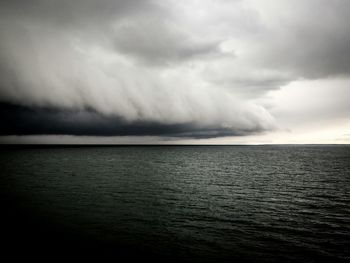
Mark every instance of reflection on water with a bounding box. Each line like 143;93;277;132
1;145;350;262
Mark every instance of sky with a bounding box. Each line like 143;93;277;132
0;0;349;144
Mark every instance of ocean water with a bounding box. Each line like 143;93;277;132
0;145;349;262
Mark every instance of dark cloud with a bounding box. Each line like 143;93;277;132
0;0;349;142
0;103;265;138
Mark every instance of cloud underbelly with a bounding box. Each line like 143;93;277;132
0;97;275;138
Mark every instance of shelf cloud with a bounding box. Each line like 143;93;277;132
0;102;272;138
0;0;349;142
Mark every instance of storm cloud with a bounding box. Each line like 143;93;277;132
0;102;270;138
0;0;349;141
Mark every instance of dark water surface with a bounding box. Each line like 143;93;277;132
1;145;349;262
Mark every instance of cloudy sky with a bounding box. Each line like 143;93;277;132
0;0;349;144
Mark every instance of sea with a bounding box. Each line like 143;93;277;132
0;145;349;262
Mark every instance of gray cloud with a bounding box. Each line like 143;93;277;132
0;0;349;140
196;0;350;98
0;0;154;26
113;18;223;66
244;0;350;78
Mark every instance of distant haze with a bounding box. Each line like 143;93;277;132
0;0;349;143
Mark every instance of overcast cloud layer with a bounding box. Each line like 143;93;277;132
0;0;349;141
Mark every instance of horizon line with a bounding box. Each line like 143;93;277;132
0;143;349;147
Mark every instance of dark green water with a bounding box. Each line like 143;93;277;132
1;145;350;262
